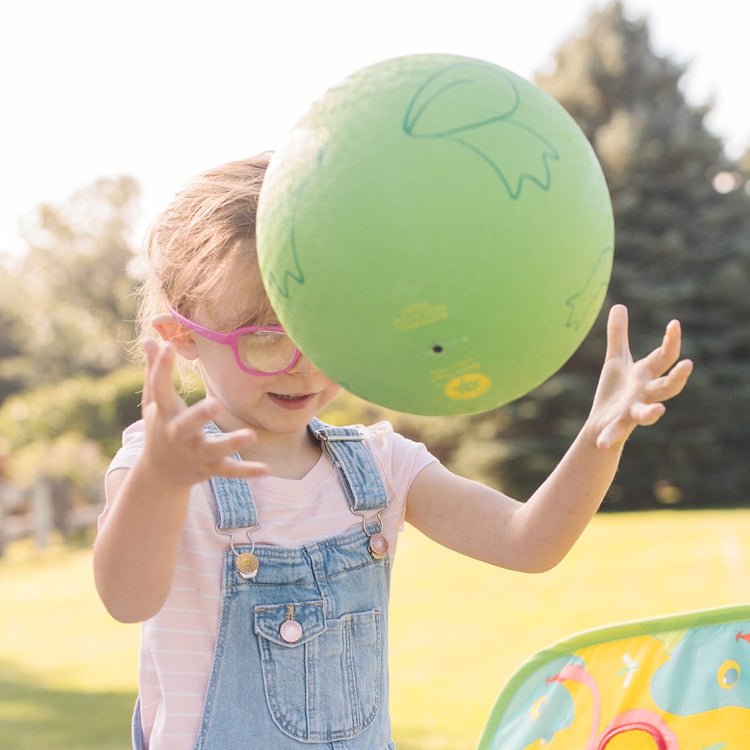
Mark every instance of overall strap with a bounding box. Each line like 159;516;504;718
205;422;259;531
206;419;388;531
308;417;388;513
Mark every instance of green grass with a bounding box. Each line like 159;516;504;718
1;510;749;749
0;536;140;749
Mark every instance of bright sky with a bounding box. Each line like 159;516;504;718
1;0;747;257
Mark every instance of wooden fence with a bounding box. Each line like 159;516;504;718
0;477;103;556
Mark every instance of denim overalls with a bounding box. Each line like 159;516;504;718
133;418;396;750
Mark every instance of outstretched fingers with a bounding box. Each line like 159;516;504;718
142;338;183;417
196;425;268;479
604;304;632;363
642;319;684;373
212;455;269;479
641;357;694;405
593;306;694;450
627;400;666;427
138;338;268;481
638;318;693;406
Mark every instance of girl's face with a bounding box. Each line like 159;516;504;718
195;322;341;439
174;271;341;441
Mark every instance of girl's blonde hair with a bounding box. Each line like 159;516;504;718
136;152;274;356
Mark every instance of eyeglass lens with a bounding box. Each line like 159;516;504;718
237;330;298;373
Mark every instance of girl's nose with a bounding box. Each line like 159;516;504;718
286;352;317;376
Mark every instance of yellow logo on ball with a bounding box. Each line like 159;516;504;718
444;373;492;400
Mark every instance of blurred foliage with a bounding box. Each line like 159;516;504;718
0;266;28;402
0;174;140;395
0;2;748;511
9;435;108;510
0;174;142;500
0;367;142;502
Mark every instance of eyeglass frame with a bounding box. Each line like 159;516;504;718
166;304;302;376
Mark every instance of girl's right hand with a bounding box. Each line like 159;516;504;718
140;337;268;487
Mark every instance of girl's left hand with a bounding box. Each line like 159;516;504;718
585;304;694;451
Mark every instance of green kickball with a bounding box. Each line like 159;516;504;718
257;54;614;415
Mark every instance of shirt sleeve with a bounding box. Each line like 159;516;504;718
107;419;147;474
99;420;147;530
362;420;439;529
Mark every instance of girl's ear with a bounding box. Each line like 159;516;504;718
151;314;199;360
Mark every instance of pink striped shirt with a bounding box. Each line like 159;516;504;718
101;420;436;750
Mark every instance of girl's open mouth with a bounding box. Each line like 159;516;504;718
268;393;315;410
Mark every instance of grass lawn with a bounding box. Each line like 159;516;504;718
1;509;749;749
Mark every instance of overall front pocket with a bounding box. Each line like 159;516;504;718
255;601;382;742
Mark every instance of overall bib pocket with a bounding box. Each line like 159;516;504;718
255;601;382;742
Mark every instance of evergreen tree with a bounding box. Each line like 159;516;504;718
443;1;750;509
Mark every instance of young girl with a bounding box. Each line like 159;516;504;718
94;152;693;750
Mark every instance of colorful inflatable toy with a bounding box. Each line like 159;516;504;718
478;604;750;749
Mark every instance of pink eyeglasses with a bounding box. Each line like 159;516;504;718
167;304;302;376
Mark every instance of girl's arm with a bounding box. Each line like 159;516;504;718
93;340;266;623
405;305;693;573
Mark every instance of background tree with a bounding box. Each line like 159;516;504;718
428;1;750;509
737;147;750;191
0;176;143;508
0;261;29;402
11;175;141;390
